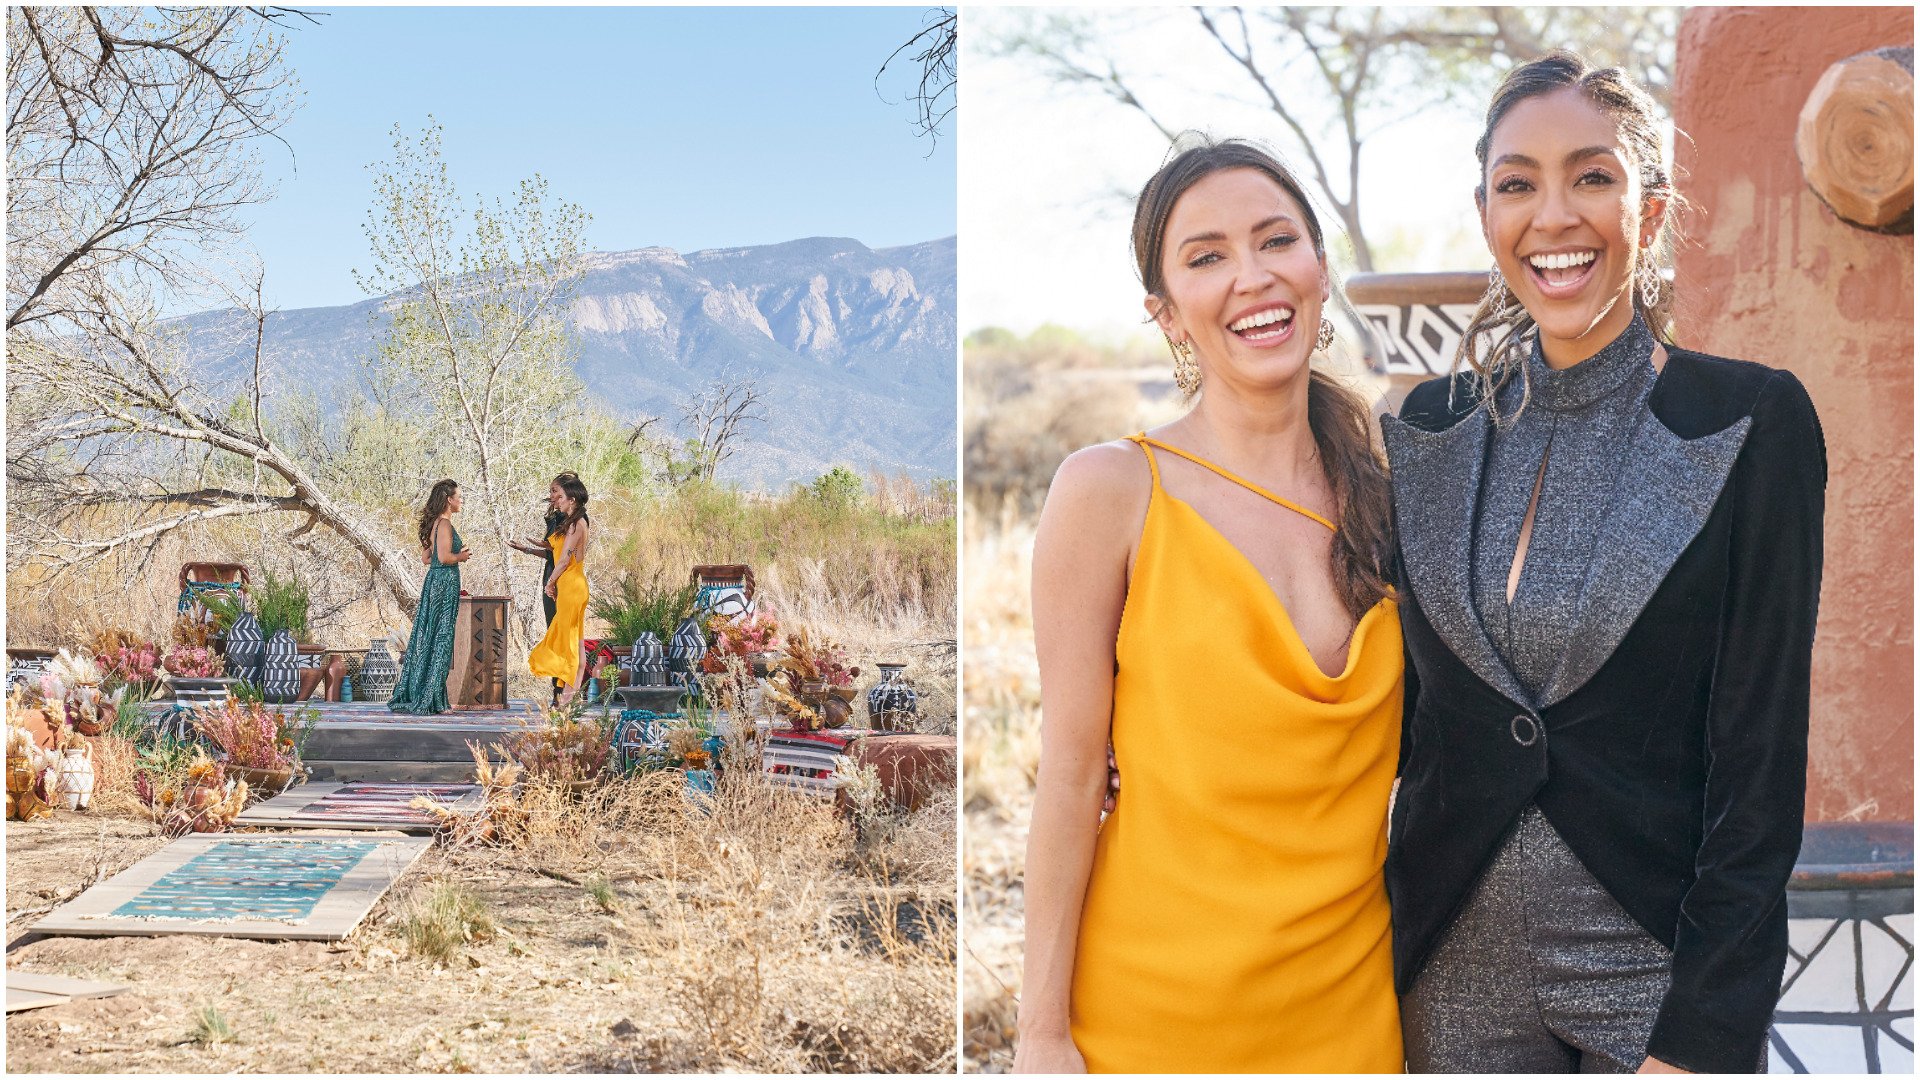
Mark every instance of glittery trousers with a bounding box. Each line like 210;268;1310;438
1400;806;1673;1073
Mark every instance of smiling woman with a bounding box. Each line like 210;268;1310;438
1383;52;1826;1075
1014;137;1403;1074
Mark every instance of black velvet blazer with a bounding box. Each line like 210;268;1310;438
1379;347;1826;1074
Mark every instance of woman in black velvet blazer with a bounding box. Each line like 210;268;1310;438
1381;54;1825;1074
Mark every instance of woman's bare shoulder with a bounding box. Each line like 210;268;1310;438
1040;439;1153;541
1050;438;1152;500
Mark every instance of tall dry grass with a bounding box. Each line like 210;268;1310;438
410;760;957;1072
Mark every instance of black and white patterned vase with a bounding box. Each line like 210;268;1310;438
226;613;264;687
261;629;299;703
625;632;669;688
359;637;400;702
173;677;235;710
695;585;753;621
866;662;919;731
666;617;707;674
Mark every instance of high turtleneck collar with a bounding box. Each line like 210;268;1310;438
1526;312;1655;412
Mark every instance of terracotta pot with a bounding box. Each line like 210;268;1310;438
228;764;293;797
17;709;57;751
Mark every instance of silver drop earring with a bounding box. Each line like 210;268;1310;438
1484;266;1513;310
1637;246;1660;310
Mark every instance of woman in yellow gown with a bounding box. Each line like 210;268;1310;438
1015;138;1404;1073
528;475;591;705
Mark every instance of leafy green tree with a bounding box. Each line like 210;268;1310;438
354;120;592;619
810;466;867;506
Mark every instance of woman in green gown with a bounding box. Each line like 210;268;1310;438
389;479;471;714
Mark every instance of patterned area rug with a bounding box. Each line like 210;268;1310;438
235;782;483;832
32;835;432;940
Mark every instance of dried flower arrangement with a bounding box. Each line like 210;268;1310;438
766;628;861;730
98;641;162;686
162;645;224;680
192;699;317;772
142;748;249;834
6;692;56;821
38;649;103;704
498;707;610;784
170;613;215;649
707;611;782;658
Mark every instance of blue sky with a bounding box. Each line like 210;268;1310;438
242;7;956;311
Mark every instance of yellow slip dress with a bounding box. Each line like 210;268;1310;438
528;530;588;687
1068;435;1405;1073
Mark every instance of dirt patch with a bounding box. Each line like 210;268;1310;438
7;771;955;1073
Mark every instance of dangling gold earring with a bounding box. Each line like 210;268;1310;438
1316;318;1335;353
1167;335;1200;396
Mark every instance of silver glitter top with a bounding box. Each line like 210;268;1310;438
1471;314;1658;697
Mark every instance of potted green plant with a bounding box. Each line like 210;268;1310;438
253;570;311;643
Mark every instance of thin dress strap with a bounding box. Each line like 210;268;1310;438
1125;433;1164;488
1133;435;1337;533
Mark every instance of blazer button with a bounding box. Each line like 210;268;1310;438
1511;714;1540;747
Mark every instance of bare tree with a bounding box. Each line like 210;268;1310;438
0;8;435;608
7;6;312;331
6;270;423;609
878;7;957;144
672;374;768;484
992;6;1680;271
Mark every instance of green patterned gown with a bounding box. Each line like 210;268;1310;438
389;524;462;715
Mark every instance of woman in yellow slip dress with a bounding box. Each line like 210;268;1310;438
1015;137;1404;1073
529;474;591;705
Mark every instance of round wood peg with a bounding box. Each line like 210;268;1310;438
1796;46;1914;233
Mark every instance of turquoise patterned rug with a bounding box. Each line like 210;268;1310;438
110;839;380;923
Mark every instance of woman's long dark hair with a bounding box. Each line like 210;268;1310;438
417;479;458;552
1131;136;1393;622
547;475;590;538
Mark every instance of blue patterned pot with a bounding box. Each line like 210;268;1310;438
358;637;399;703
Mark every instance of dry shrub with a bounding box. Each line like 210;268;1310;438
505;759;958;1073
962;510;1043;1073
964;327;1165;517
83;732;146;817
398;880;496;964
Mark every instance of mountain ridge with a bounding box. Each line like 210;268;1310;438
180;234;956;486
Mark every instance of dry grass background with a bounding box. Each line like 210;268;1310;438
5;475;958;1073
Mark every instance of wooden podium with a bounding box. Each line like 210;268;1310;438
445;596;509;710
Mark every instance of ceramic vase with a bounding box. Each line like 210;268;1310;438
626;632;668;688
359;638;400;702
55;745;94;811
226;613;264;686
667;617;708;673
866;663;920;732
261;629;299;704
173;677;235;709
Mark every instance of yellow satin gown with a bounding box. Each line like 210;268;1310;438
528;531;587;687
1069;435;1405;1073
